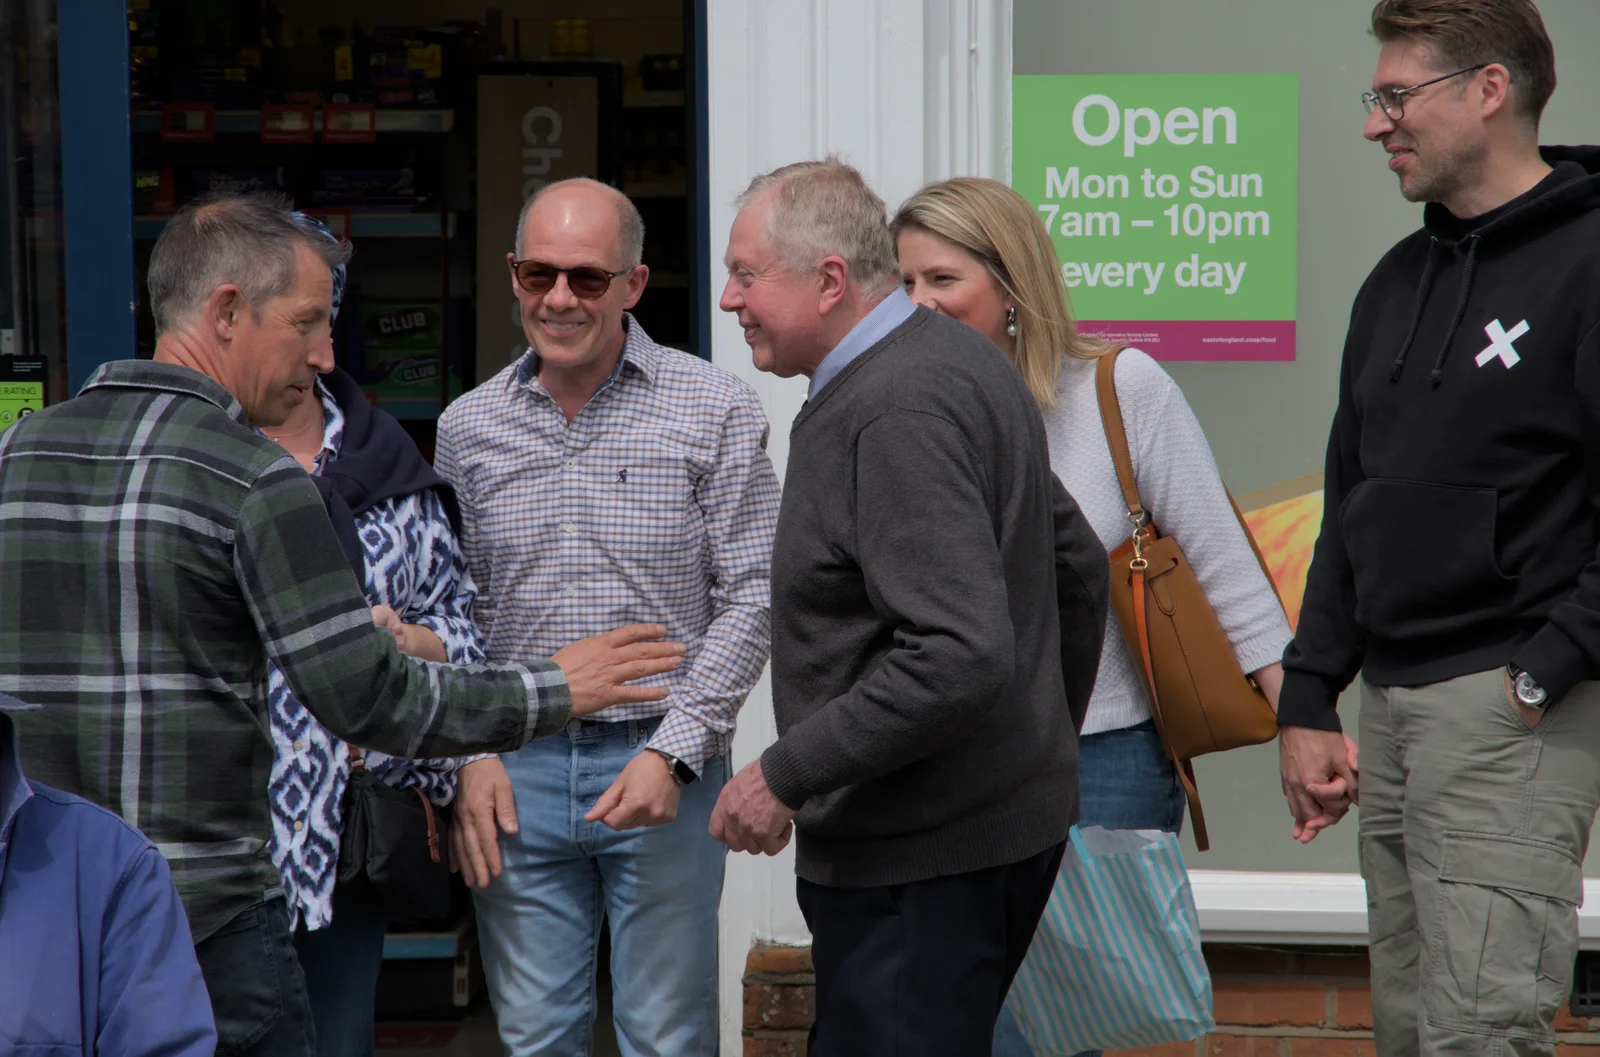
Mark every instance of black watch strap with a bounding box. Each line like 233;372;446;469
648;748;697;784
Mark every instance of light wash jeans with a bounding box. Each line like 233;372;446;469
473;715;729;1057
992;720;1185;1057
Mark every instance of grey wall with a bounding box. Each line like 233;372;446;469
1014;0;1600;872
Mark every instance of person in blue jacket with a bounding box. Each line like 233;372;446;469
0;693;215;1056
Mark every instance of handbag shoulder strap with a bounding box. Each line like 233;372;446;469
1094;348;1145;521
346;743;365;770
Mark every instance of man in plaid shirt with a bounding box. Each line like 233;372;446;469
436;178;780;1056
0;193;684;1057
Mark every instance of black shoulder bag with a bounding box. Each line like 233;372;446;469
337;746;454;921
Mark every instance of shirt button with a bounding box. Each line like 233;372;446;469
564;584;577;598
564;459;577;469
563;522;577;534
293;739;307;752
293;819;304;832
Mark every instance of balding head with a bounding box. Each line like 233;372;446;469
515;178;645;269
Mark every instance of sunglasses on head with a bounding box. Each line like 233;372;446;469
508;256;633;299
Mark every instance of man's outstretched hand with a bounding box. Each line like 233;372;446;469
552;624;685;716
1279;726;1360;844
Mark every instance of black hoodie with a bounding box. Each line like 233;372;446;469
1279;147;1600;731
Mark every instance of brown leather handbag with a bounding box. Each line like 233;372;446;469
1095;348;1282;852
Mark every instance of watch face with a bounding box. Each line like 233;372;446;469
1514;672;1548;706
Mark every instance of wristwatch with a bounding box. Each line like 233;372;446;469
646;748;698;785
1507;662;1549;709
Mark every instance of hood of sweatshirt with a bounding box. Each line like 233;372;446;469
1388;147;1600;387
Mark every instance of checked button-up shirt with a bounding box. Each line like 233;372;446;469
435;316;781;773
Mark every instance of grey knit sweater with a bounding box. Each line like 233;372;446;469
761;308;1109;889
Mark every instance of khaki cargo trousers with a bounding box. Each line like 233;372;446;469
1360;670;1600;1057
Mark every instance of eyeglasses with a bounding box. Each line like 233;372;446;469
507;257;633;299
1361;64;1489;121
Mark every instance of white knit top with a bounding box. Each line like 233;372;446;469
1047;348;1293;736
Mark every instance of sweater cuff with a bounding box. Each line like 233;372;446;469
1512;623;1588;705
1233;628;1295;681
1275;668;1345;732
759;739;812;811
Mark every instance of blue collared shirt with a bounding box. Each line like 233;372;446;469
806;288;918;399
0;706;215;1056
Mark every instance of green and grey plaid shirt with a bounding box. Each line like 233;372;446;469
0;360;570;941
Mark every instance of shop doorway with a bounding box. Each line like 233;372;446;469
125;0;706;458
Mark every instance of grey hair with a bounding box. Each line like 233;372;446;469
514;178;645;268
147;192;353;335
735;158;898;291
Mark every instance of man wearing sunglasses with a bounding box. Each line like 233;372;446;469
1276;2;1600;1055
434;178;780;1056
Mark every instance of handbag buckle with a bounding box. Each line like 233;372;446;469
1127;511;1149;567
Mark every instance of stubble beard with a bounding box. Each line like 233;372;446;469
1400;139;1486;208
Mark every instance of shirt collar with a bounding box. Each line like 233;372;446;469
0;705;39;880
308;377;344;471
511;312;663;393
82;360;251;427
807;288;917;400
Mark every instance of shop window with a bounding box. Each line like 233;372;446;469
1;0;69;417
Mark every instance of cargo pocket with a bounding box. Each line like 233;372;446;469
1431;831;1580;1037
1341;480;1516;641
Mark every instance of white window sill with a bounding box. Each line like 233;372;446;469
1190;870;1600;948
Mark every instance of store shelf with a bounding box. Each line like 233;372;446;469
132;108;455;135
623;89;685;109
134;213;455;240
382;915;471;961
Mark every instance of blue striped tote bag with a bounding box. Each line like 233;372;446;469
1007;825;1213;1055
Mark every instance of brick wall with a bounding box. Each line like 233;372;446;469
741;943;1600;1057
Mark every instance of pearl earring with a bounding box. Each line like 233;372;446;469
1006;306;1018;338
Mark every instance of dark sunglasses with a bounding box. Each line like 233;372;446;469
508;256;633;299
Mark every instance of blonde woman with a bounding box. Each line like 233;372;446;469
893;177;1299;1057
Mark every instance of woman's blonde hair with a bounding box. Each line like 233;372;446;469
891;177;1111;409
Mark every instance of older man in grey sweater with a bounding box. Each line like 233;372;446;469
710;159;1109;1057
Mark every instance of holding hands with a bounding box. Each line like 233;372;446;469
1278;727;1361;844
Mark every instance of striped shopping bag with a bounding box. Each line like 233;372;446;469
1007;825;1214;1056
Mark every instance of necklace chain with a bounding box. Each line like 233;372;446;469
267;415;319;443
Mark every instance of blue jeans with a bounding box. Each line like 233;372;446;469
293;885;390;1057
473;715;730;1057
992;720;1184;1057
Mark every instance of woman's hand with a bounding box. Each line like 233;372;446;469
371;605;449;663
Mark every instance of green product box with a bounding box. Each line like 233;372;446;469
355;300;463;414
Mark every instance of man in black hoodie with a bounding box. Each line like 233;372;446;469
1277;2;1600;1055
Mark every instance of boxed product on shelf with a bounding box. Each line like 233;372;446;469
335;298;464;417
319;25;481;109
311;169;427;212
184;168;286;198
133;168;177;215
